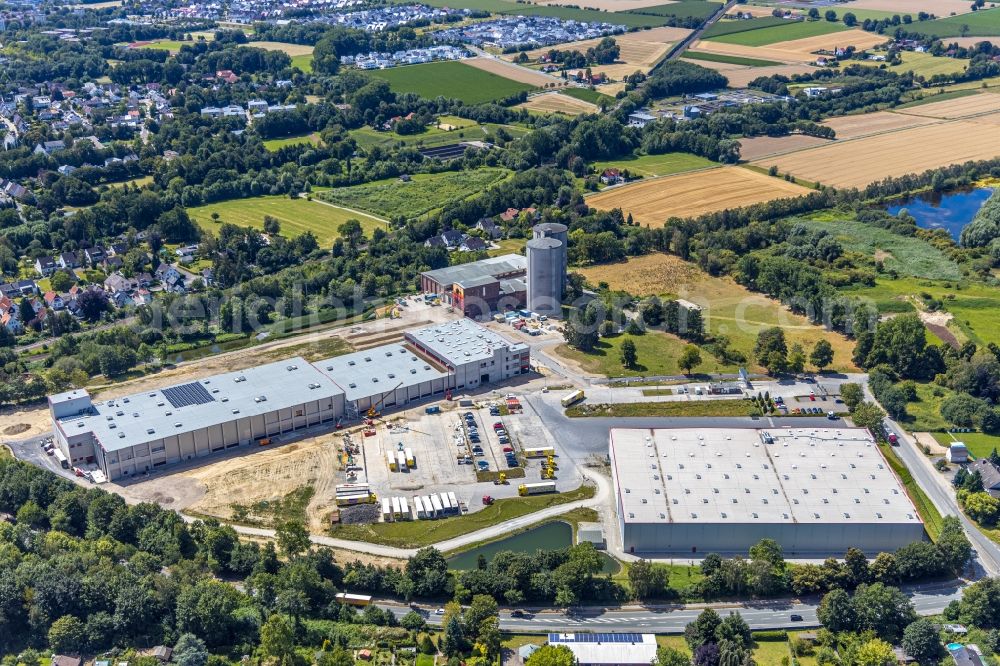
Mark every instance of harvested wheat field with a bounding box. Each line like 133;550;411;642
587;166;811;226
519;91;599;115
948;36;1000;47
510;27;690;76
753;115;1000;188
895;91;1000;119
842;0;974;15
738;134;830;161
691;30;886;64
251;41;315;56
722;64;817;87
181;432;345;532
463;57;555;86
821;110;939;139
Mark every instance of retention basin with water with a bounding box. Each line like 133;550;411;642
447;521;620;573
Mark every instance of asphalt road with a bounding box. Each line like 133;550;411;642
381;580;964;632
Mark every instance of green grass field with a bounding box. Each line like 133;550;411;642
623;0;722;20
349;122;528;151
894;88;980;108
290;53;313;72
106;175;153;189
327;485;595;547
368;60;536;104
262;132;321;151
843;278;1000;348
798;216;962;280
556;331;735;379
567;397;758;418
706;19;847;46
702;15;789;38
132;39;186;52
886;51;968;78
317;168;510;219
879;440;944;540
560;87;616;106
682;51;783;67
933;431;1000;459
591;152;716;178
912;7;1000;38
186;195;387;245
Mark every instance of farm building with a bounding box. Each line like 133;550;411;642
609;427;925;555
50;320;528;480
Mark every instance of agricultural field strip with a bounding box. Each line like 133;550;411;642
750;113;1000;188
892;91;1000;119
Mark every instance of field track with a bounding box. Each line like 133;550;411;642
587;166;811;225
463;56;555;86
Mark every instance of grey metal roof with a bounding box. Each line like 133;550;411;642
313;343;449;402
420;254;526;287
406;318;528;365
60;358;343;452
611;427;921;527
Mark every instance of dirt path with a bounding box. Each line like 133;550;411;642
916;308;960;349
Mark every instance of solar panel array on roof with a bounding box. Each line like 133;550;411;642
548;633;644;644
162;381;215;409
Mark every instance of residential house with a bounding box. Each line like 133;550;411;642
628;111;656;128
475;218;501;239
84;246;106;265
43;291;65;310
175;244;199;262
439;229;464;249
34;256;58;276
110;291;131;308
103;273;137;294
948;644;985;666
132;288;152;306
460;236;487;252
969;458;1000;498
50;656;81;666
33;139;66;155
155;263;186;292
58;251;80;269
57;164;77;176
102;255;124;272
108;242;128;256
216;69;239;84
0;179;30;200
600;168;624;185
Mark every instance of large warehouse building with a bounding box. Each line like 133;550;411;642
609;427;925;555
50;319;529;480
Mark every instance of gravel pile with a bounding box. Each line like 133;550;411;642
339;503;380;524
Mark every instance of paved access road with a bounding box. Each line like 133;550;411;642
380;580;964;633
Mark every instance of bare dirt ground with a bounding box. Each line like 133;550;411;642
0;406;57;445
587;166;811;226
752;114;1000;188
914;432;949;456
821;111;938;139
895;91;1000;119
181;430;346;532
737;134;830;161
463;57;555;86
917;308;960;349
518;92;599;116
841;0;975;15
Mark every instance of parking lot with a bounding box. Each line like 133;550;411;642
356;393;583;517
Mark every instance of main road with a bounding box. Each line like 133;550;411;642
378;579;965;632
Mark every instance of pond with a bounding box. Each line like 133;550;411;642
447;521;620;573
886;186;994;242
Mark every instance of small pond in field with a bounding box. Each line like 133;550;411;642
885;186;994;242
447;521;620;573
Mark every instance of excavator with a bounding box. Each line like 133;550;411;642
366;381;404;421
